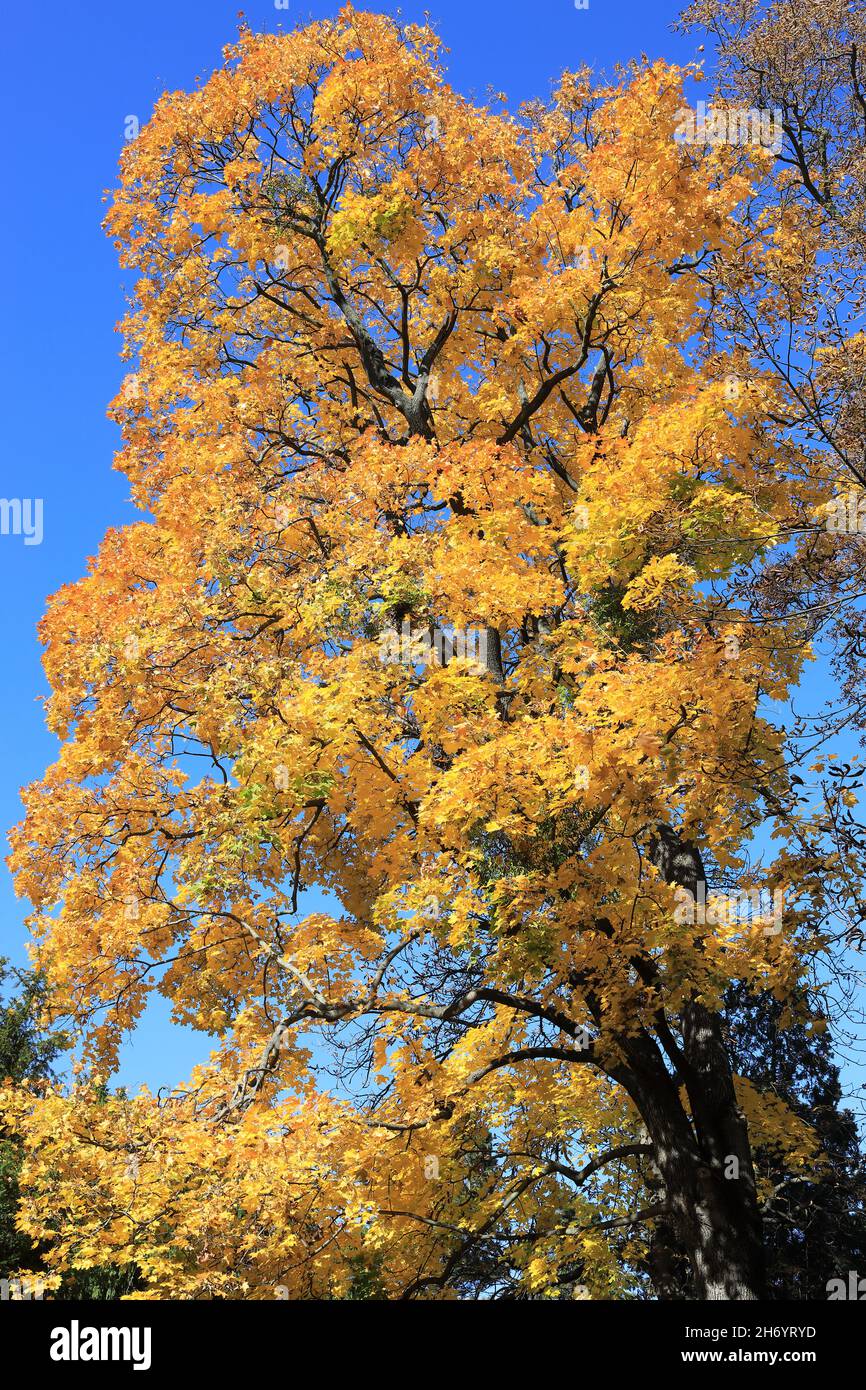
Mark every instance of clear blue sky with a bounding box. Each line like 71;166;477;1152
0;1;713;1091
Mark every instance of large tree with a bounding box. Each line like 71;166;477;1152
2;7;848;1300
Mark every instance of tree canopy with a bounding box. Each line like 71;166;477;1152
4;3;865;1301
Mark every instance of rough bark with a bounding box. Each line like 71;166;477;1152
636;824;767;1299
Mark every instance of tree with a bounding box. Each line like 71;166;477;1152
0;961;139;1300
1;6;843;1299
674;0;866;1071
724;983;866;1301
640;983;866;1300
0;959;65;1283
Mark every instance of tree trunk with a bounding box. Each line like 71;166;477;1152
652;1110;766;1300
622;825;768;1299
620;1022;766;1298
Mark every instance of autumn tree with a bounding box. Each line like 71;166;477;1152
2;6;843;1300
0;963;140;1300
674;0;866;923
0;960;64;1286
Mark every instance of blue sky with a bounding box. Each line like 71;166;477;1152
0;0;765;1094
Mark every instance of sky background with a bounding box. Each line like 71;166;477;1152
3;0;848;1101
